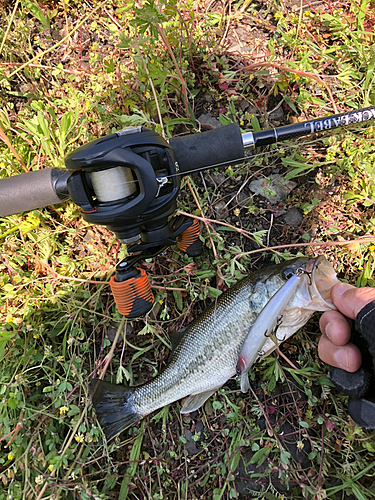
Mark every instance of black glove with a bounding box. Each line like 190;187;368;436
329;300;375;429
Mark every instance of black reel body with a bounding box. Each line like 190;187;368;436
65;127;181;245
64;126;202;318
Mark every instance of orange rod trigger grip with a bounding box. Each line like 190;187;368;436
176;218;202;256
109;268;154;318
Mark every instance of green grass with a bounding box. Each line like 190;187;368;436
1;0;375;498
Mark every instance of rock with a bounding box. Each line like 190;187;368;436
240;100;249;111
249;175;297;204
197;112;222;129
283;208;303;227
51;29;62;41
211;173;226;186
279;422;311;469
106;322;133;344
214;200;229;219
268;105;284;122
183;428;203;455
19;84;30;93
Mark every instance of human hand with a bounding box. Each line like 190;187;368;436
318;282;375;372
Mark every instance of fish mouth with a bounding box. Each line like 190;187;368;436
307;256;339;310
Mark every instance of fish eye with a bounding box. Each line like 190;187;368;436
282;269;295;280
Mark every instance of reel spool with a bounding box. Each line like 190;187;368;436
65;126;180;244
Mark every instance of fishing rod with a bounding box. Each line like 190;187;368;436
1;105;375;318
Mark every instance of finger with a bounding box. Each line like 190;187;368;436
318;333;362;372
319;310;352;346
331;283;375;319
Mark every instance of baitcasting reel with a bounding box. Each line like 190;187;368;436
64;126;205;317
1;105;375;318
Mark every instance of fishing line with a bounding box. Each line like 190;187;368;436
90;121;375;195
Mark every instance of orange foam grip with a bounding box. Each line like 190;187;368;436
176;218;201;253
109;269;154;318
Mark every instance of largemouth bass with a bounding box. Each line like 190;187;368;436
90;256;339;441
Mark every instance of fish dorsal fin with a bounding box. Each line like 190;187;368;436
180;389;218;414
169;327;186;353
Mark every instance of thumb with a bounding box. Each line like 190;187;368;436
330;282;375;319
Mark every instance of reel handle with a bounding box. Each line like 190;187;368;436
110;269;155;318
110;218;202;318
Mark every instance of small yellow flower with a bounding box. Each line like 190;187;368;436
48;464;54;472
159;300;163;305
59;406;69;416
7;452;15;461
304;10;310;16
33;333;40;339
297;440;304;450
35;475;44;485
370;245;375;252
274;12;281;19
57;356;64;362
74;433;84;443
358;266;364;270
233;208;240;216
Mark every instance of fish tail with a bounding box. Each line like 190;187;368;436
89;379;141;441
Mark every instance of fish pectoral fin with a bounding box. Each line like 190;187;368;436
240;372;250;393
180;389;219;414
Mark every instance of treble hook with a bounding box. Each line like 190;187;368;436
295;266;313;286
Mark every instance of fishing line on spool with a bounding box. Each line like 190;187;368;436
87;123;374;198
89;167;137;202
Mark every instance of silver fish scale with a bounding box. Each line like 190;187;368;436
132;273;284;416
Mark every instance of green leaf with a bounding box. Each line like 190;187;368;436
20;0;49;28
173;289;183;311
207;286;222;298
280;450;291;464
212;401;223;410
230;451;241;472
249;447;270;466
0;330;16;359
119;422;145;499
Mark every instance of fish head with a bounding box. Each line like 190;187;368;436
281;255;339;313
